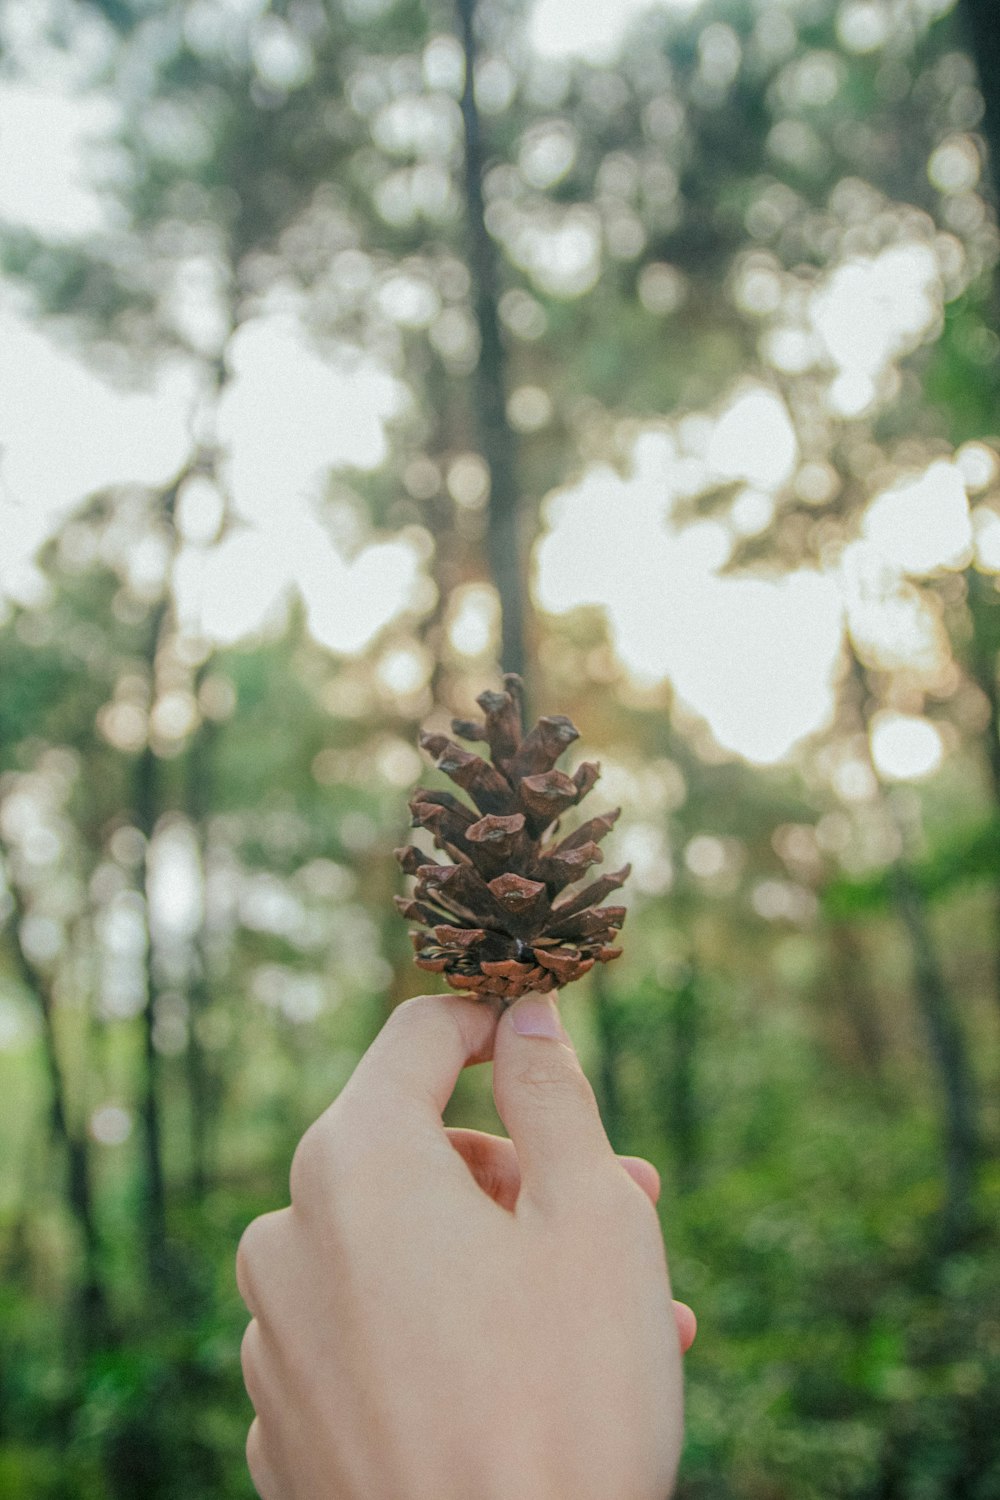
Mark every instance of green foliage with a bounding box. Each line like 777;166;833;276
824;817;1000;917
925;289;1000;446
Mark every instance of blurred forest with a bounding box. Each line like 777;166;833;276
1;0;999;1495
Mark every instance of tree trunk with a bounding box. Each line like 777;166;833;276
888;857;979;1248
850;651;980;1247
828;922;887;1083
957;0;1000;209
590;965;626;1149
456;0;529;685
135;609;170;1287
662;965;702;1194
966;570;1000;797
965;566;1000;1025
183;966;211;1204
183;702;219;1205
5;902;110;1348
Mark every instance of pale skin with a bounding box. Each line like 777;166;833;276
237;989;696;1500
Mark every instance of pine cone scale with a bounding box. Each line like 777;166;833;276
475;687;522;766
553;807;621;853
508;716;580;782
550;865;631;921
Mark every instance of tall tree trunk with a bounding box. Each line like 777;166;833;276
590;965;626;1149
967;570;1000;797
184;962;211;1205
662;964;702;1194
965;566;1000;1025
955;0;1000;421
850;653;980;1247
887;855;979;1248
135;608;170;1287
5;896;111;1348
957;0;1000;209
456;0;529;685
183;698;219;1205
828;922;887;1083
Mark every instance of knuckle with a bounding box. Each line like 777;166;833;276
290;1107;391;1218
240;1319;260;1378
236;1210;288;1311
600;1172;664;1244
240;1321;266;1410
246;1418;270;1493
289;1120;333;1204
235;1230;260;1311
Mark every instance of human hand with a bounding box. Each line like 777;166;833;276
237;991;694;1500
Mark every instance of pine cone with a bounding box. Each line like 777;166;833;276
395;675;629;1003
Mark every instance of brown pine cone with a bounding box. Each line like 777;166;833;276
395;674;628;1002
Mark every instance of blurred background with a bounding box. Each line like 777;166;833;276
1;0;999;1494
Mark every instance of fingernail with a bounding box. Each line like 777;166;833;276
508;994;566;1041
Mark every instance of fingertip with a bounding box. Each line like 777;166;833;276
394;991;501;1064
503;991;569;1043
673;1300;698;1353
451;991;504;1065
619;1155;661;1204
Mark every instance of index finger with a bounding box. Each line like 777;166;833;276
328;992;501;1145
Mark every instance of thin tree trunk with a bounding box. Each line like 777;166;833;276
957;0;1000;209
850;652;980;1247
135;608;170;1287
887;855;979;1248
967;570;1000;796
662;964;702;1194
5;895;110;1347
183;701;219;1205
590;965;625;1149
952;6;1000;1044
183;973;210;1204
456;0;528;684
828;922;887;1083
184;966;212;1205
965;566;1000;1024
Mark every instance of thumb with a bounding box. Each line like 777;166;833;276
492;991;615;1216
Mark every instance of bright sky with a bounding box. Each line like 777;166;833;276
0;82;120;238
528;0;702;61
0;0;985;778
533;414;846;765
